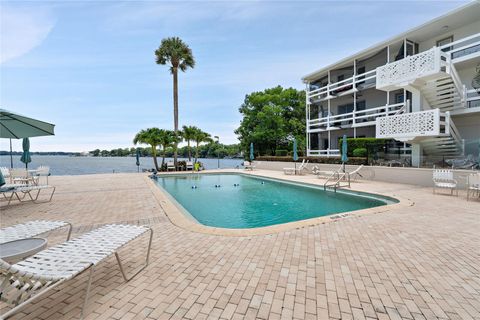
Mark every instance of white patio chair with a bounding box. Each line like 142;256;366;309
9;168;30;185
0;220;72;244
313;164;343;179
433;169;458;195
166;161;176;171
0;167;10;179
185;161;194;171
0;224;153;319
34;165;51;184
0;183;56;206
467;173;480;201
244;161;255;171
346;165;364;181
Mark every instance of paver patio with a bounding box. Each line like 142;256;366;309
1;171;479;320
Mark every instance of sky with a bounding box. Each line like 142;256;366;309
0;0;470;152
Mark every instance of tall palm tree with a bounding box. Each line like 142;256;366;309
133;128;164;171
193;128;212;163
155;37;195;166
182;125;198;161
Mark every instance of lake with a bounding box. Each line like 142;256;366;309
0;155;244;176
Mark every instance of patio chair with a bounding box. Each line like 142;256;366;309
166;161;176;171
9;168;30;185
0;183;56;206
34;165;51;184
432;169;458;196
244;161;255;171
467;173;480;201
0;224;153;319
283;159;309;175
313;164;343;179
185;161;194;171
0;220;72;244
0;167;10;179
346;165;364;181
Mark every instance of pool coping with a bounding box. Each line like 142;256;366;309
145;170;414;237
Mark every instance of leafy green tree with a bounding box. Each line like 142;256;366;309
133;128;165;170
235;86;306;157
158;129;179;166
181;125;198;161
155;37;195;166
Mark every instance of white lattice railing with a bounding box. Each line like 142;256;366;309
376;47;442;90
375;109;449;140
307;149;340;157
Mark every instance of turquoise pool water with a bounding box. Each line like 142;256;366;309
154;173;397;229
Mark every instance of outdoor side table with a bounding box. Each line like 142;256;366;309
0;238;48;263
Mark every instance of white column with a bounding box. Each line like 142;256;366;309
411;144;422;167
305;82;310;156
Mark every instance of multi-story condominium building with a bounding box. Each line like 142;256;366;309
303;2;480;166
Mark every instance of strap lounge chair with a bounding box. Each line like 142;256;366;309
166;161;176;171
467;173;480;201
186;161;194;171
0;184;56;206
313;164;343;179
283;160;309;175
244;161;255;171
34;166;51;184
433;169;458;195
0;220;72;244
0;224;153;319
346;165;364;181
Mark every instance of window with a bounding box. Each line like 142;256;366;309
338;103;353;115
395;92;404;104
437;36;453;52
337;74;344;82
356;100;366;110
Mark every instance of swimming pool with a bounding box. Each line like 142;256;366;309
154;173;397;229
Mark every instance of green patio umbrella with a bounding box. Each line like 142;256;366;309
249;143;254;161
0;108;55;168
341;135;348;172
136;149;141;172
20;138;32;169
293;138;299;174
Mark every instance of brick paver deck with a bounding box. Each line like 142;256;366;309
1;171;479;320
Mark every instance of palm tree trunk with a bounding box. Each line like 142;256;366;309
162;147;166;168
195;142;199;163
173;67;179;167
151;145;159;171
187;141;191;161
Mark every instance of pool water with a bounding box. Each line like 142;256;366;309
154;173;396;229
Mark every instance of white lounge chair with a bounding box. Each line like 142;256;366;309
283;160;309;175
244;161;255;171
0;220;72;244
0;224;153;319
467;173;480;201
166;161;176;171
346;165;364;181
0;183;56;206
9;168;31;185
0;167;10;179
313;164;343;178
433;169;458;195
186;161;194;171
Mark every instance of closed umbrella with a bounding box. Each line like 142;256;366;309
20;138;32;169
0;109;55;168
293;138;298;174
341;135;348;172
136;149;141;172
249;143;254;161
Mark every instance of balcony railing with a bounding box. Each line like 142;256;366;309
375;108;449;140
307;101;407;133
308;70;376;102
440;32;480;61
466;88;480;109
307;149;340;157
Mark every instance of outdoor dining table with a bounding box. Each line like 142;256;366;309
0;238;48;263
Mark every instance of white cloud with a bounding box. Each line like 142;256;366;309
0;5;55;64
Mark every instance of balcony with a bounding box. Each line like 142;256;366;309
375;108;449;141
307;101;407;133
376;47;446;91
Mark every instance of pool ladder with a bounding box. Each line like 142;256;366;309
324;172;350;192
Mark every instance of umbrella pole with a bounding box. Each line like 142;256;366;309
9;139;13;169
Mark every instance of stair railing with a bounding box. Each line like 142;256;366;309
324;172;350;191
443;52;466;105
445;111;464;155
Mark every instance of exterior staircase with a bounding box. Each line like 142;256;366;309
375;47;466;157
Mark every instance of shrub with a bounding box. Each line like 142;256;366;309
275;149;288;156
337;138;390;156
352;148;367;157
